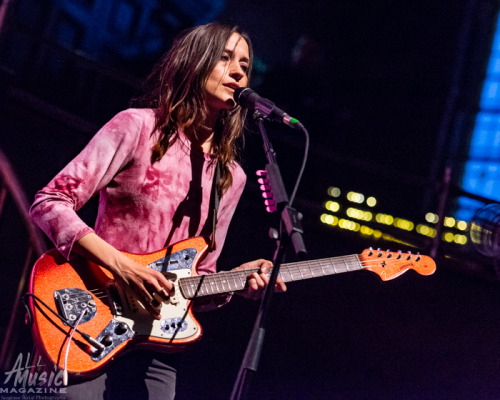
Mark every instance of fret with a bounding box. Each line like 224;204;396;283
286;265;298;281
342;257;350;273
299;268;304;279
182;281;191;298
346;255;362;272
319;259;332;276
199;277;209;296
331;258;339;274
279;267;293;282
214;274;223;294
313;260;325;277
305;261;315;277
207;278;216;295
319;260;327;276
291;266;302;281
218;274;227;292
306;261;317;278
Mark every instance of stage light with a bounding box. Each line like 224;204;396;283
394;218;414;231
347;207;372;221
454;234;468;245
376;213;394;225
444;232;455;242
347;191;365;204
444;217;456;228
327;187;341;197
366;197;377;207
456;220;468;231
470;203;500;257
426;212;439;224
325;201;340;212
320;213;338;226
339;218;360;231
360;226;374;235
416;224;437;238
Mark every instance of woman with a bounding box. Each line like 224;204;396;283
30;22;286;399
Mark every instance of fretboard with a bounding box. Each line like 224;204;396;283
179;254;362;299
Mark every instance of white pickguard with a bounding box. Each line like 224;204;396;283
111;268;199;341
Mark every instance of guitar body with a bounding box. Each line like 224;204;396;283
29;237;210;379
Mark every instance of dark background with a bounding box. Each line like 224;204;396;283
1;1;500;399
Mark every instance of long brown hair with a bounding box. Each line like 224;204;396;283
137;22;253;195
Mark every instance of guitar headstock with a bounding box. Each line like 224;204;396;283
359;248;436;281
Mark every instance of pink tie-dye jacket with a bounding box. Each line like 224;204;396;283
29;108;246;275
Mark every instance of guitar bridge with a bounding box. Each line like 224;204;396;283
105;282;124;316
54;288;97;325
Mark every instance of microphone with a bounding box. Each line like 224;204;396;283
234;87;303;129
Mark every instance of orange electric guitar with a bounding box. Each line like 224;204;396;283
27;236;436;380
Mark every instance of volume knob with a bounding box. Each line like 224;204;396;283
114;322;128;336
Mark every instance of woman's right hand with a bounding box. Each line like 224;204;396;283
111;257;174;319
73;233;174;319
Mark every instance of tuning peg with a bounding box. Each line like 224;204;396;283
397;250;402;259
368;247;374;256
416;252;421;261
406;250;412;260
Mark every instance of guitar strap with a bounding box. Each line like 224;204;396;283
208;161;221;252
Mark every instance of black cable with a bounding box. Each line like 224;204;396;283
288;123;309;208
23;292;103;350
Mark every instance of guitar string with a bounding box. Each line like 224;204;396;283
178;254;428;296
181;254;424;283
75;253;429;302
78;253;428;298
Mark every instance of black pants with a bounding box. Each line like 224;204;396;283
64;351;179;400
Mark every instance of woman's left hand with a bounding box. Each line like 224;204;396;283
232;259;287;301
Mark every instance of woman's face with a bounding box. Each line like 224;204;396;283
205;32;250;114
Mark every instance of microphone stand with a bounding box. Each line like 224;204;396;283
230;111;307;400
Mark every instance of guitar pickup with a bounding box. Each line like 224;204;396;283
105;282;123;316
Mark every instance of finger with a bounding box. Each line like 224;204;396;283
248;272;266;290
149;270;175;295
247;276;259;292
139;288;162;320
275;278;287;293
149;284;173;303
142;270;175;301
157;286;172;301
259;261;273;274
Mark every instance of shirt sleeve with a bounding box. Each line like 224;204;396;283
29;109;144;259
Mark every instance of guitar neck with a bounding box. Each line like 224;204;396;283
179;254;362;299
